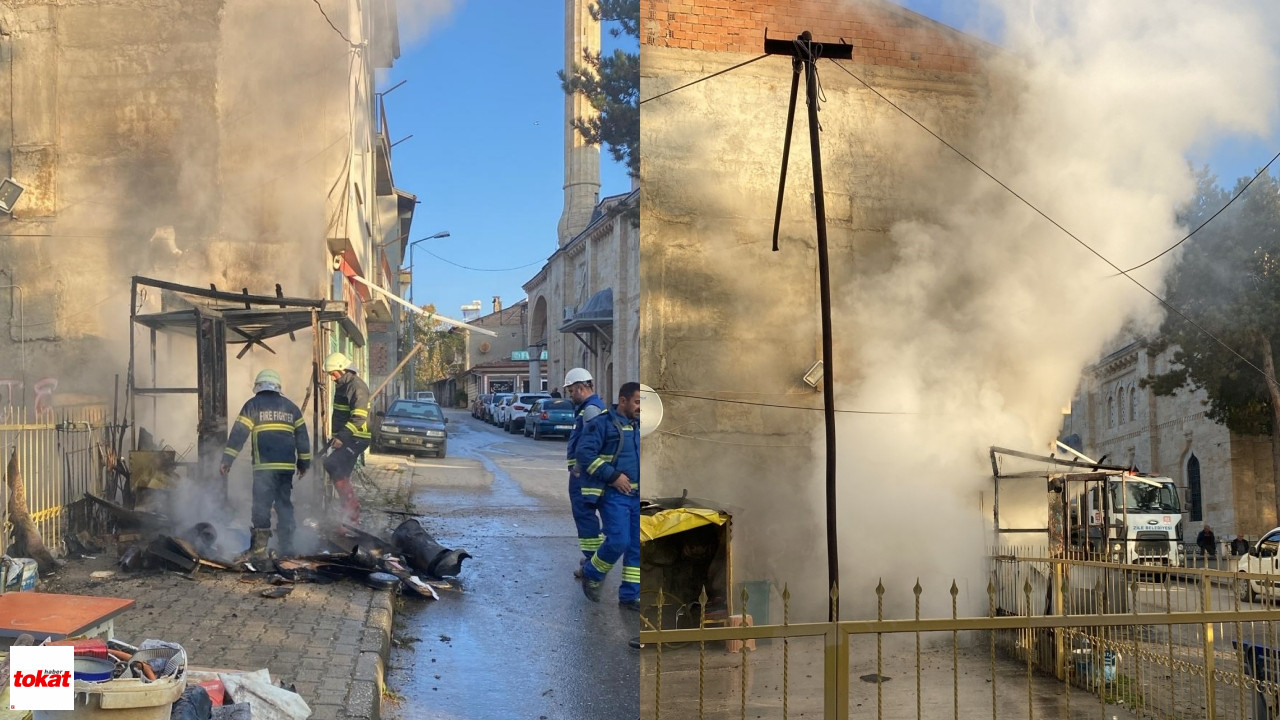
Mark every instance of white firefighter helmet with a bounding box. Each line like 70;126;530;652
254;369;283;388
324;352;352;373
563;367;593;387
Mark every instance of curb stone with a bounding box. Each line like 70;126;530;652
342;457;411;719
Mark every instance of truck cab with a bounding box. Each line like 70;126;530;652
1066;472;1184;566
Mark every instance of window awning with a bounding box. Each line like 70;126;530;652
559;287;613;356
349;274;498;337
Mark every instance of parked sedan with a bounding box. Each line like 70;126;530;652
374;400;449;458
487;393;513;425
472;394;492;420
505;393;552;433
523;398;576;439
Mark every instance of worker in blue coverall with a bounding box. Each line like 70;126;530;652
564;367;607;578
576;381;641;608
220;369;311;562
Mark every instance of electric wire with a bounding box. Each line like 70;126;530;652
654;389;923;415
420;249;545;272
826;56;1280;387
311;0;352;44
1117;150;1280;275
639;55;769;105
657;429;808;448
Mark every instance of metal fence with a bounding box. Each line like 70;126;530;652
0;406;111;557
640;550;1280;719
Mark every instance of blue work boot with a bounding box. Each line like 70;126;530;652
582;577;603;602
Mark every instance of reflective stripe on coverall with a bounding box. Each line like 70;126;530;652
567;394;607;556
576;405;640;602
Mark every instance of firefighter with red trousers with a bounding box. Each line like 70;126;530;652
323;352;370;526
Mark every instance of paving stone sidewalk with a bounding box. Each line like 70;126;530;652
39;456;413;720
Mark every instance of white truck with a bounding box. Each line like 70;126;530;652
1064;471;1185;567
990;444;1185;568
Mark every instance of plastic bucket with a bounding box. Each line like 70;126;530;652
32;677;186;720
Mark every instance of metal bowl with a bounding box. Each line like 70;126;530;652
74;656;116;683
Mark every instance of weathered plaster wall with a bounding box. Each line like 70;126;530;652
0;0;353;428
641;40;990;617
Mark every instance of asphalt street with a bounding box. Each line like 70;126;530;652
384;408;639;720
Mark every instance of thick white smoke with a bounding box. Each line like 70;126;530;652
834;0;1280;618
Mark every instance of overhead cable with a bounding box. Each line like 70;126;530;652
421;249;545;272
826;57;1280;387
1118;150;1280;274
639;55;769;105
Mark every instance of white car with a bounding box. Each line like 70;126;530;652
1237;528;1280;602
487;393;513;425
504;393;551;433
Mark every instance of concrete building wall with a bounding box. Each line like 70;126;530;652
640;0;993;617
1063;341;1278;543
0;0;401;445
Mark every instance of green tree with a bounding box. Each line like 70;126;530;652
1143;166;1280;518
410;306;465;389
559;0;639;180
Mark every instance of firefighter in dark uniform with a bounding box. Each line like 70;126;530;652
220;369;311;561
323;352;371;526
564;367;607;577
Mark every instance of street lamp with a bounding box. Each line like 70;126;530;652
406;231;450;306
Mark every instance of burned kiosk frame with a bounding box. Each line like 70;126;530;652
126;276;354;505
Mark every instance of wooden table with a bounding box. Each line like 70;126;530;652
0;592;134;642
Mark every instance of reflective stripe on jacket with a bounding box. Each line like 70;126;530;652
223;391;311;472
575;406;639;490
331;370;372;442
566;394;606;470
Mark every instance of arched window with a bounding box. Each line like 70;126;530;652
1187;454;1203;522
1130;384;1139;423
1108;396;1116;428
1117;387;1126;424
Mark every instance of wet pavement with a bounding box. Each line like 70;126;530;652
384;409;639;720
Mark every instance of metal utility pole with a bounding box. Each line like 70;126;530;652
766;31;853;622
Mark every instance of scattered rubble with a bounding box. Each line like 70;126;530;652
81;491;470;599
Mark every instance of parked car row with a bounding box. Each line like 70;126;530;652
467;392;576;439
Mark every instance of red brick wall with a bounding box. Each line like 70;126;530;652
640;0;984;73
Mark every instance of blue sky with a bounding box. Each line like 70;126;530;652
895;0;1280;189
380;1;633;320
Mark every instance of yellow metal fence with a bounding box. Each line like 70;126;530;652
0;406;110;558
641;550;1280;719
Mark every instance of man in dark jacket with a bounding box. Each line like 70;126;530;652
1197;525;1217;558
1232;534;1250;556
221;369;311;560
576;382;641;608
323;352;371;527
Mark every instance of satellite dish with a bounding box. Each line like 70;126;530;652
639;384;663;438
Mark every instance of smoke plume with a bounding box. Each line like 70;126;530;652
832;0;1280;618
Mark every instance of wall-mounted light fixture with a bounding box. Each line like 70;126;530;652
0;178;25;215
803;360;824;389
